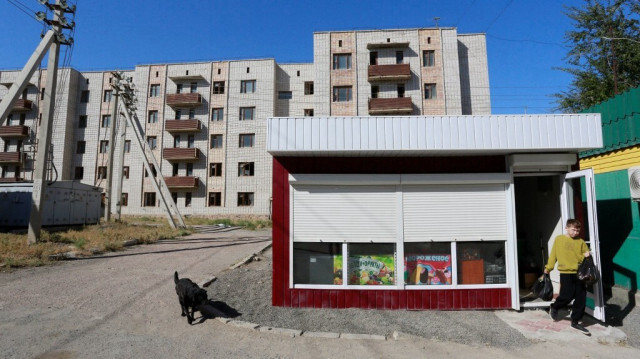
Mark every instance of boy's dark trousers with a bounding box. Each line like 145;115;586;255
551;273;587;323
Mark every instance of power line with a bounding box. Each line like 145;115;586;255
487;34;568;49
484;0;514;32
6;0;42;24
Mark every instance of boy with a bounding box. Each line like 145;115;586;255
544;219;591;335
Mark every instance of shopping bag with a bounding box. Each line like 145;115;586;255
531;273;553;301
577;256;599;285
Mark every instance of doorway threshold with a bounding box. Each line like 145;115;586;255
521;301;552;309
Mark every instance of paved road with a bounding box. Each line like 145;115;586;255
1;228;639;359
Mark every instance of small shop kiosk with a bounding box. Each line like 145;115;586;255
267;115;605;320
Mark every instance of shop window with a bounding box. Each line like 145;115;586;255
347;243;395;285
293;243;343;285
404;243;452;285
457;242;506;285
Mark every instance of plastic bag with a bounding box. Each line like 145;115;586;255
531;273;553;301
577;256;599;285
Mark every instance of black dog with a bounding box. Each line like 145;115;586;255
174;271;208;324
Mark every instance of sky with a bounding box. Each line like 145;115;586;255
0;0;589;114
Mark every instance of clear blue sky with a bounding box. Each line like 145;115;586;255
0;0;586;114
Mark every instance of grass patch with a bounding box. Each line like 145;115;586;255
122;215;272;230
0;222;191;270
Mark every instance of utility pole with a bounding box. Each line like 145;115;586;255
104;80;119;222
27;0;75;244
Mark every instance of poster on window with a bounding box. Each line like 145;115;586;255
405;255;452;285
333;255;343;285
348;255;395;285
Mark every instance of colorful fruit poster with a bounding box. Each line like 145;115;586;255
405;254;452;285
333;255;343;285
348;255;395;285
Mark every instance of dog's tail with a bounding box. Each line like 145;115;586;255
174;271;179;284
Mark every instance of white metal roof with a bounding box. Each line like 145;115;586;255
266;115;603;156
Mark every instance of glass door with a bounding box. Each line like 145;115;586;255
561;169;605;321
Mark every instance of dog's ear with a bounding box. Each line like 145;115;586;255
174;271;179;284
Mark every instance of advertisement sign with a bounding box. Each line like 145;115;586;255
405;254;452;285
348;255;395;285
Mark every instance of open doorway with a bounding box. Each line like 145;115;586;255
514;175;563;307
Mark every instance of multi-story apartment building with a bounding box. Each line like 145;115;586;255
0;27;490;217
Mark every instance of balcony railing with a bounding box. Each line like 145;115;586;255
163;147;199;161
0;152;26;164
368;64;411;81
164;176;199;190
165;119;201;133
0;125;29;138
12;99;33;112
368;97;413;115
166;93;203;108
0;177;24;183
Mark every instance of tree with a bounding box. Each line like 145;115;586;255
555;0;640;112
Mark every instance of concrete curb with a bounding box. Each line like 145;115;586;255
122;239;138;247
301;331;340;339
227;320;260;330
340;333;387;340
229;242;272;269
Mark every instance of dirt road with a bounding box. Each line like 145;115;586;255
1;228;638;359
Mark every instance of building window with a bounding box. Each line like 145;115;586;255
186;163;193;176
171;192;178;204
185;192;192;207
40;88;45;100
397;84;405;98
190;82;197;93
187;135;195;148
103;90;112;102
147;136;157;150
210;134;223;149
239;107;255;121
371;85;379;99
101;115;111;128
332;53;352;70
172;163;179;176
304;81;314;95
211;108;223;121
149;84;160;97
99;141;109;153
76;141;86;154
144;164;157;178
176;84;183;94
74;166;84;180
332;86;352;102
173;136;181;148
238;162;255;176
370;51;378;65
423;50;435;67
209;162;222;177
424;83;437;99
293;242;342;285
143;192;156;207
97;166;107;179
278;91;292;100
188;109;195;119
240;80;256;93
396;50;404;64
405;242;452;285
338;40;342;47
212;81;225;94
174;109;181;120
148;110;158;123
347;243;396;285
239;133;255;148
304;109;314;117
78;115;87;128
120;193;128;206
237;192;254;206
80;90;90;103
1;166;7;178
457;242;506;284
123;166;130;179
208;192;222;206
124;140;131;153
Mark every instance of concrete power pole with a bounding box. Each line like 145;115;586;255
104;83;119;222
27;0;75;244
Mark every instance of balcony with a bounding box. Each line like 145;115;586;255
5;99;33;112
366;41;410;50
0;125;29;138
164;176;199;190
368;64;411;82
166;93;203;108
165;119;201;133
163;147;199;162
0;152;26;165
0;177;24;183
368;97;413;115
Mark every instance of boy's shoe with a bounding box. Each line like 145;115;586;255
549;307;559;321
570;322;591;336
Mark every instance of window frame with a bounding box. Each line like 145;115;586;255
210;134;223;149
103;90;112;103
278;91;293;100
423;50;435;67
237;192;254;206
211;107;224;121
101;115;111;128
76;141;86;154
148;110;158;124
240;80;256;93
332;53;352;70
208;192;222;207
332;86;352;102
239;107;255;121
239;133;255;148
99;140;109;154
149;84;160;97
146;136;157;150
238;162;255;177
304;82;314;95
212;81;225;95
424;83;437;100
143;192;157;207
209;162;223;177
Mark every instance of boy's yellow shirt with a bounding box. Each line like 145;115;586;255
545;234;589;274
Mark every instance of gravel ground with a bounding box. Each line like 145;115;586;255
208;248;531;349
606;288;640;349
